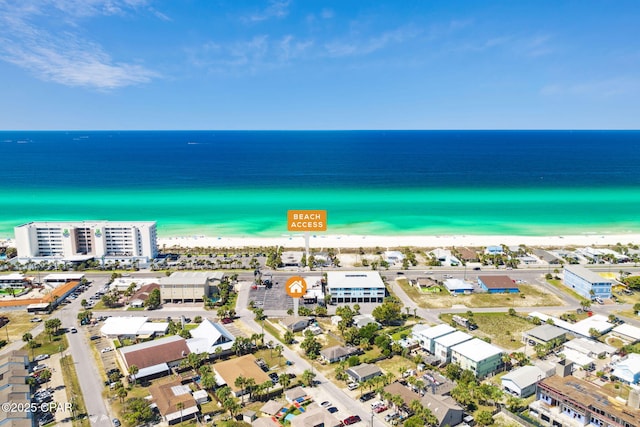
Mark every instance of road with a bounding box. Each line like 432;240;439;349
57;279;114;427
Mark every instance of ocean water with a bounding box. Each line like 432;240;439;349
1;130;639;238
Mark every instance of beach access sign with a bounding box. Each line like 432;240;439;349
287;210;327;231
285;276;307;298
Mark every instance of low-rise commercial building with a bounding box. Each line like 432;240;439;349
326;271;385;304
159;271;224;303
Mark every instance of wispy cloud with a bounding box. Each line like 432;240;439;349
324;25;421;57
0;0;160;89
189;34;313;72
244;0;290;23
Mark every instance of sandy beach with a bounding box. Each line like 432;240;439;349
156;233;640;250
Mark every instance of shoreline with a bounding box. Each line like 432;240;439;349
156;233;640;249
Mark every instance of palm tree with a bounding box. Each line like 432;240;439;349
234;376;247;403
129;365;139;386
117;386;128;405
279;373;291;390
176;401;184;424
302;369;316;387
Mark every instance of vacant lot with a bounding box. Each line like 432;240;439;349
398;279;564;309
439;312;534;350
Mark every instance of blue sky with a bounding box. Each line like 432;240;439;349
0;0;638;130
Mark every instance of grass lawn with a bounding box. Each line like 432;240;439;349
263;320;285;344
2;311;42;342
546;279;584;301
439;312;534;350
60;355;90;427
24;332;69;358
377;355;417;377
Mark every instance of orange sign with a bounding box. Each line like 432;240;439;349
287;210;327;231
285;276;307;298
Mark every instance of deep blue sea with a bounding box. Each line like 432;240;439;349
1;130;640;237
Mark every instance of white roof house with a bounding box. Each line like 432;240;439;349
109;277;159;292
186;319;235;355
444;279;474;294
612;354;640;384
611;324;640;343
412;324;456;354
502;365;548;397
137;322;169;336
560;349;595;368
101;316;149;338
563;337;616;358
434;331;472;362
450;339;504;378
528;312;614;338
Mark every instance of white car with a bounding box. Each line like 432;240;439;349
34;354;49;362
101;347;113;353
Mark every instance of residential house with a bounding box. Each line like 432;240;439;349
411;324;456;354
563;265;612;299
477;275;519;293
502;365;548;398
212;354;271;397
290;407;342;427
612;353;640;385
450;338;503;378
186;319;235;356
279;317;312;332
346;363;382;383
433;331;472;363
149;378;199;424
319;346;361;364
522;324;567;347
383;382;463;427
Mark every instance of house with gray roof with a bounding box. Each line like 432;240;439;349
522;324;567;347
502;365;548;397
319;345;361;364
346;363;382;383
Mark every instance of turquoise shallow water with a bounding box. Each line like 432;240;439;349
1;186;639;238
2;130;640;239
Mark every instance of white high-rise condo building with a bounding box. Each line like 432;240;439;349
14;221;158;262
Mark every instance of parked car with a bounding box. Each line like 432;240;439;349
101;347;113;353
112;419;121;427
347;382;358;390
385;413;399;422
70;328;77;333
90;335;100;340
359;392;375;402
320;401;332;408
327;407;339;414
33;364;48;372
343;415;361;425
34;354;50;362
31;317;43;323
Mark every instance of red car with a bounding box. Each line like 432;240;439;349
343;415;361;425
221;318;233;324
373;405;387;413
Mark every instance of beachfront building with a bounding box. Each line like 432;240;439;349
450;338;503;378
326;271;385;304
14;221;158;265
563;265;612;299
411;324;456;354
529;376;640;427
159;271;224;303
477;275;519;293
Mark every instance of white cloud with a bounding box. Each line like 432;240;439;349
324;26;421;57
245;0;290;23
0;0;160;89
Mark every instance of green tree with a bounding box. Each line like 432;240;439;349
129;365;139;385
145;288;161;309
283;330;295;344
123;397;154;426
475;410;494;426
278;373;291;390
301;369;316;387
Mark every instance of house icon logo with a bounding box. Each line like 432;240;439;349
285;276;307;298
